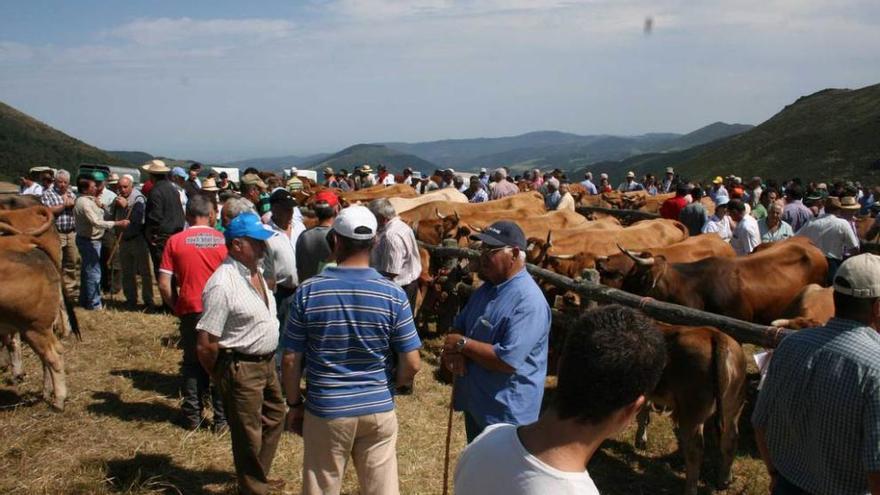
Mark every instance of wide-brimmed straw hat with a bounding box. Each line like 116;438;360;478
201;177;220;192
839;196;861;210
141;159;170;174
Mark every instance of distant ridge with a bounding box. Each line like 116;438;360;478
305;144;438;172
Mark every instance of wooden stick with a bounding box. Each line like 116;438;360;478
417;241;792;348
106;200;135;302
442;378;456;495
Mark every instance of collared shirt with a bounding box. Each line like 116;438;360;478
709;185;728;204
145;179;186;238
74;195;116;240
751;203;768;221
264;222;299;290
99;188;117;215
41;186;76;233
468;188;488;203
758;218;794;243
731;214;761;255
796;213;860;260
20;183;43;195
370;216;422;287
453;269;551;426
752;318;880;495
544;191;561;210
489;180;519;200
197;257;278;356
702;214;732;242
783;200;814;232
580;179;598;195
679;202;708;236
283;266;421;419
557;192;575;211
618;181;644;192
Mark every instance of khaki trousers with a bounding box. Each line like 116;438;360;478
216;356;286;495
58;230;79;298
119;236;154;306
302;409;400;495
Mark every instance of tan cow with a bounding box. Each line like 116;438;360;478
387;188;467;215
339;183;418;204
636;323;747;495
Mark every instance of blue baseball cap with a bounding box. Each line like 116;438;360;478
470;220;526;250
171;167;187;178
224;212;274;242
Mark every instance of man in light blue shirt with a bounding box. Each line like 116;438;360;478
443;220;551;442
580;172;598;195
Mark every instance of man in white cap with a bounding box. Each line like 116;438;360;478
661;167;677;193
281;206;422;495
598;173;611;193
478;168;489;188
618;171;644;192
753;253;880;495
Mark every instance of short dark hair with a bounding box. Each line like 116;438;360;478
728;199;746;213
314;204;336;221
786;184;804;201
691;187;704;200
219;171;228;179
334;232;373;262
77;177;94;191
240;182;258;196
833;278;878;322
243;167;259;176
554;305;666;424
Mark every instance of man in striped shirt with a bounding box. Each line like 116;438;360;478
281;205;422;495
368;198;422;308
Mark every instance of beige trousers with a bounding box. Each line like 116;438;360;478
58;230;79;298
119;236;154;306
302;409;399;495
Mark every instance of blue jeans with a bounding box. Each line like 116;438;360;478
464;411;487;443
76;237;102;310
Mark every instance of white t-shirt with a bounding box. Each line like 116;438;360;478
454;424;600;495
731;214;761;256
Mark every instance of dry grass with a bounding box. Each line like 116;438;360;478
0;307;770;494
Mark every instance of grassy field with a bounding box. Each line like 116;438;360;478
0;306;770;494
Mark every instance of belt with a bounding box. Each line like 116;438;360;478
219;349;274;362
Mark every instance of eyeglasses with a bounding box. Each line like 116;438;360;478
479;245;507;256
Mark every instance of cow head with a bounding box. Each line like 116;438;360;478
434;209;462;241
525;231;554;265
616;244;670;296
596;251;645;289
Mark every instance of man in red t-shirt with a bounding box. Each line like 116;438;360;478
659;185;690;221
158;195;228;431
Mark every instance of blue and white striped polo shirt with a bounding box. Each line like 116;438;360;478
283;266;421;419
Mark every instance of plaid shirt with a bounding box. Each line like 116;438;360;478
753;318;880;494
41;186;76;233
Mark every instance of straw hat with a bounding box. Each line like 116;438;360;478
201;177;220;192
839;196;861;210
107;173;120;185
360;165;374;174
141;159;170;174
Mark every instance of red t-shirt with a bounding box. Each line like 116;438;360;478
159;226;227;316
659;196;688;220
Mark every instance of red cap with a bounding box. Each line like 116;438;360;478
314;190;339;207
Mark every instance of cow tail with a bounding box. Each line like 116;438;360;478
711;333;727;434
64;291;81;341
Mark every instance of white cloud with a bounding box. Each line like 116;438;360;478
105;17;295;46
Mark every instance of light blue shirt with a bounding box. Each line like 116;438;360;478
580;179;598;195
453;269;551;427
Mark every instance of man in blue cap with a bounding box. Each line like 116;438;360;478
442;220;552;442
196;212;286;495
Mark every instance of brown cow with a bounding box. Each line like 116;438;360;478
401;191;544;225
617;236;828;324
339;183;417;204
773;284;835;329
636;323;747;495
596;234;735;289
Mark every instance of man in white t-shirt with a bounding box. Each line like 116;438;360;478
729;199;760;256
454;305;667;495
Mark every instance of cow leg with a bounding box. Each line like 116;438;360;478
716;396;745;489
680;423;704;495
20;328;66;411
634;405;650;449
1;334;24;384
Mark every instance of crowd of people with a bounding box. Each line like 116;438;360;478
15;161;880;495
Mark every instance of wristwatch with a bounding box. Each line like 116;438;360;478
286;398;304;408
455;336;468;352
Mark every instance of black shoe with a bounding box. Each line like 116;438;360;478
174;415;202;431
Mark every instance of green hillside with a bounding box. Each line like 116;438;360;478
0;101;129;180
106;150;154;164
673;84;880;183
306;144;438;173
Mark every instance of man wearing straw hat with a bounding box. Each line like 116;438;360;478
796;196;860;284
143;160;185;283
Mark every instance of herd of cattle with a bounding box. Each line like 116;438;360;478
0;178;857;494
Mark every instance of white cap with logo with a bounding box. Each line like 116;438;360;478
331;205;377;240
834;254;880;298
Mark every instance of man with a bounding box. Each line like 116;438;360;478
170;167;189;209
442;221;551;442
218;171;237;192
557;183;576;211
94;171;120;295
661;167;677;193
464;176;488;203
543;178;561;210
377;165;395;186
702;198;733;242
659;185;689;220
782;185;813;232
296;191;338;282
580;172;598;195
184;162;202;198
455;305;666;494
286;168;303;193
74;176;130;310
159;195;227;431
748;176;764;208
752;188;777;221
368;199;422;308
323;167;339;188
598;173;612;193
729;199;761;256
618;171;644;192
489;168;519;200
144;160;186;281
19;169;43;195
263;190;301;316
40;169;78;297
196;212;285;495
710;176;729;206
112;175;154;309
679;186;708;236
759;201;794;244
796;196;860;284
478;168;489;188
281;205;422;495
753;254;880;495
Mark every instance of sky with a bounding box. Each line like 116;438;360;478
1;0;879;162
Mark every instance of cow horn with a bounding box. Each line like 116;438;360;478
545;230;552;248
411;220;420;239
617;243;654;266
0;221;23;236
470;225;483;233
548;253;576;260
454;211;460;222
526;242;535;252
594;255;609;262
436;208;446;220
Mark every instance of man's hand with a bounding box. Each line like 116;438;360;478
285;405;305;435
443;333;465;354
115;219;130;229
442;351;467;376
64;196;75;208
114;196;128;209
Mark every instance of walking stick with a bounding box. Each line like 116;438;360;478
107;201;134;303
442;377;457;495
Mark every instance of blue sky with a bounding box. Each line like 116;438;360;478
2;0;879;162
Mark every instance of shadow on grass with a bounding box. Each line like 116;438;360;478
0;388;41;409
87;391;178;423
111;369;180;399
95;452;233;494
591;439;687;494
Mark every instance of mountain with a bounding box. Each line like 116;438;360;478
224;153;331;172
305;144;438;172
106;150;154;164
0;101;129;180
660;122;753;151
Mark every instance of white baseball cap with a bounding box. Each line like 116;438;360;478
834;254;880;298
599;173;608;179
331;205;377;240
